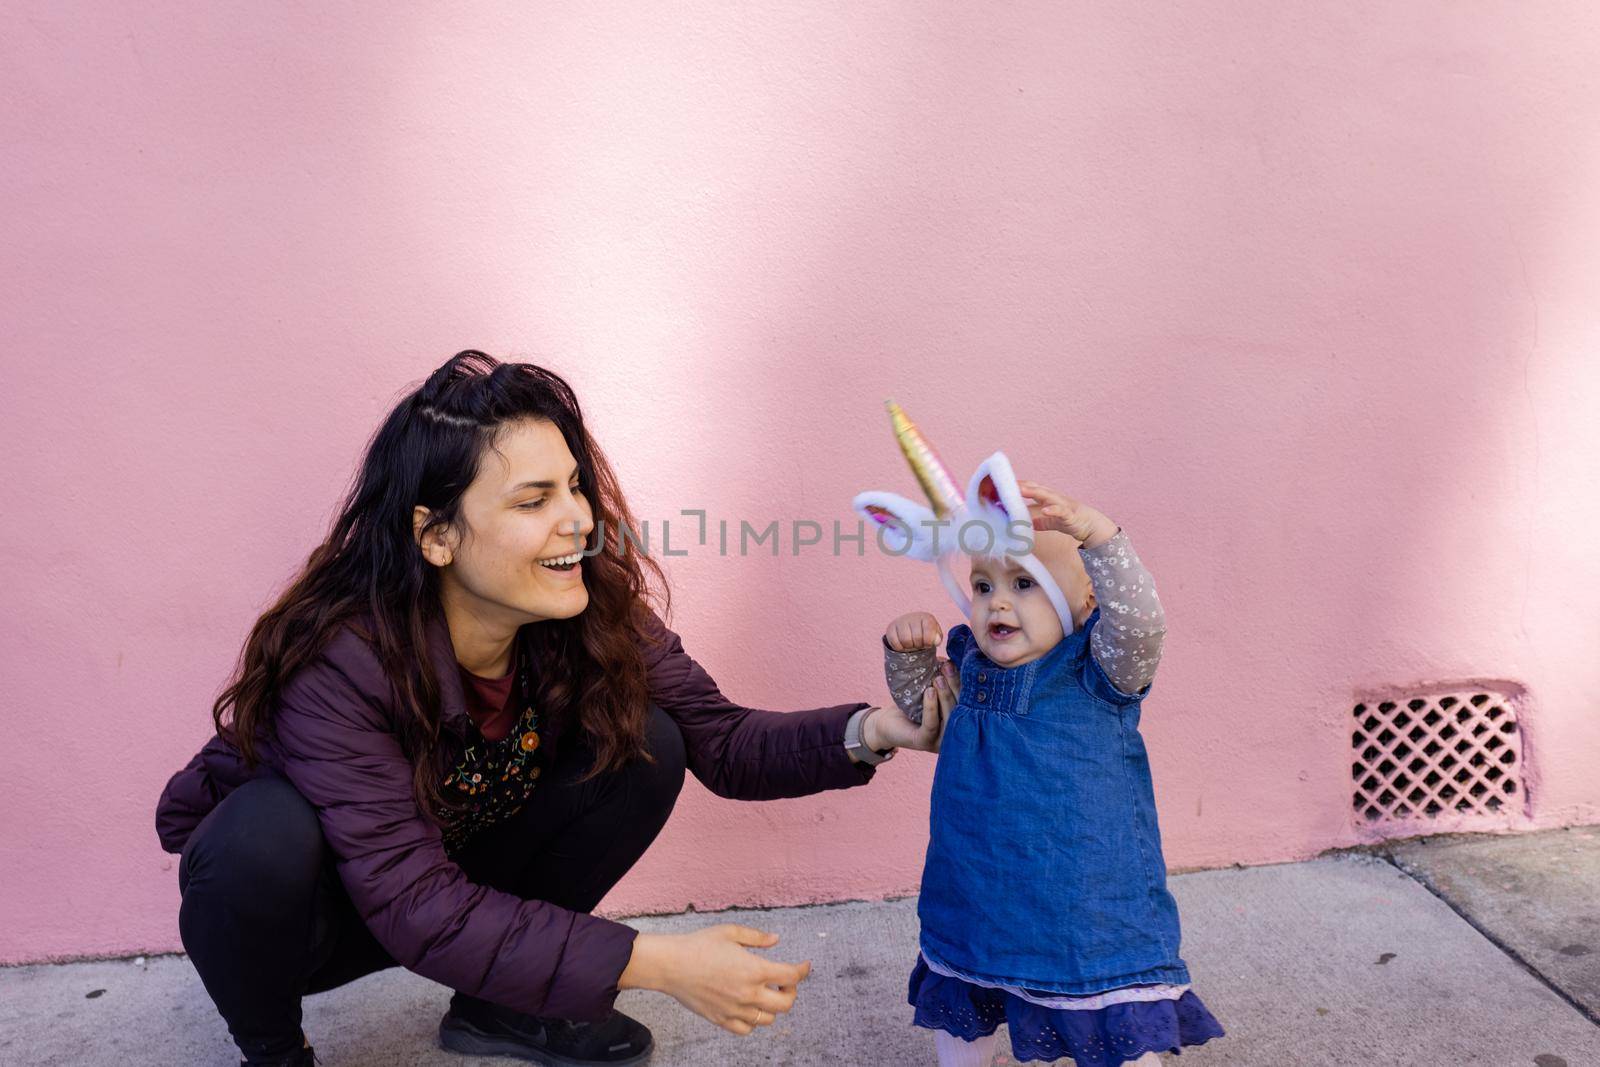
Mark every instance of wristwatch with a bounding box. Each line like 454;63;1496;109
844;707;896;766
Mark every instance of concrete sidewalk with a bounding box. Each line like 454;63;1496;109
4;828;1599;1066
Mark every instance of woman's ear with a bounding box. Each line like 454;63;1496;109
413;506;456;567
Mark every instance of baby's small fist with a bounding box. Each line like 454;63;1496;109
886;612;943;653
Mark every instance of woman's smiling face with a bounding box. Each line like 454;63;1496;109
968;555;1065;667
435;418;596;626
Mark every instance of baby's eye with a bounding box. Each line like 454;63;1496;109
1017;577;1035;589
973;581;990;594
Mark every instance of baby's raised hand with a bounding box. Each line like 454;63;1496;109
1016;480;1118;550
886;611;943;653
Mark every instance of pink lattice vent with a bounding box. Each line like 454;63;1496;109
1351;688;1526;830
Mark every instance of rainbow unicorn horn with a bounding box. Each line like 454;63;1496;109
886;400;964;519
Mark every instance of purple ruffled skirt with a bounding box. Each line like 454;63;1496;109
908;956;1225;1066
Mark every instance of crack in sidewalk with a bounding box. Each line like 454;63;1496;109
1379;851;1600;1030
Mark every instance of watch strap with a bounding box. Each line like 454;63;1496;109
845;706;895;765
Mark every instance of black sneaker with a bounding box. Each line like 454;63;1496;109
439;994;653;1065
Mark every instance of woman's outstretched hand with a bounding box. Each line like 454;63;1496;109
618;925;810;1035
864;657;960;754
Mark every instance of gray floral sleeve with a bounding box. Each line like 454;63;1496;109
882;636;939;725
1082;529;1167;697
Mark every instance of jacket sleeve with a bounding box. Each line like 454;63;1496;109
271;643;637;1021
640;609;876;800
154;738;227;854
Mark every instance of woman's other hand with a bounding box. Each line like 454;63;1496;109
618;925;810;1035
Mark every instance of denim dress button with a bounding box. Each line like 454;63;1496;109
976;692;987;703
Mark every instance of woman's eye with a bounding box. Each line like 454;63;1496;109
519;484;581;510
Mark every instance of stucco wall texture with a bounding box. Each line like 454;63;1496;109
4;2;1598;964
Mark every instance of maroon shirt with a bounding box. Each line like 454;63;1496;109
458;658;518;742
155;608;873;1020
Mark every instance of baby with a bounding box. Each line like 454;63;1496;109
879;480;1225;1067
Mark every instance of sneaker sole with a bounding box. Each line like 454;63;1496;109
439;1019;653;1066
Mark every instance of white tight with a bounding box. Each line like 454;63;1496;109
934;1031;999;1067
933;1031;1163;1067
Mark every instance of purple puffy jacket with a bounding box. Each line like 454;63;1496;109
155;609;873;1020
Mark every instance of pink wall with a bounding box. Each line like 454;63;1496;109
4;2;1599;963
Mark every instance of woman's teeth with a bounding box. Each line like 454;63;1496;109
539;552;582;572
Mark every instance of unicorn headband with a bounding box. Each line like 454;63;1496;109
851;400;1079;633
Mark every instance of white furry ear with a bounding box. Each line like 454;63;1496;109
851;491;942;562
963;452;1034;559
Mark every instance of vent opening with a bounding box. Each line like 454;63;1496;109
1351;688;1525;827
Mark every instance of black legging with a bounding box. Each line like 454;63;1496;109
177;704;687;1062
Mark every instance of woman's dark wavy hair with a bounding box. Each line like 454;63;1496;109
213;350;670;821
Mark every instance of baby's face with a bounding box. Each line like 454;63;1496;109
969;556;1066;667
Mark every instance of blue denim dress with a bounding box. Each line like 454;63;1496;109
909;612;1224;1064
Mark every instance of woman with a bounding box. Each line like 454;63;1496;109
155;351;950;1066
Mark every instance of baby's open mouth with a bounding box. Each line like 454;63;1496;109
988;623;1019;640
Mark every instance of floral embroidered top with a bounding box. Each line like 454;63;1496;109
440;643;551;852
